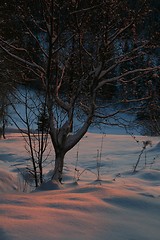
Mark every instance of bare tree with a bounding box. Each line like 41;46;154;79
0;71;13;139
8;87;51;187
137;91;160;136
0;0;159;182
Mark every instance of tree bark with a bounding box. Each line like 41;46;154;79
52;151;65;182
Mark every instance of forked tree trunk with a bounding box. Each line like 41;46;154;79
49;115;93;183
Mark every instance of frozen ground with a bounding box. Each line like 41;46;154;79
0;131;160;240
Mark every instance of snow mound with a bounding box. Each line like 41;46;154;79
148;141;160;152
105;195;159;212
35;180;63;192
0;170;18;193
139;170;160;181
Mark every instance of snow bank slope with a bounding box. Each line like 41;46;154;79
0;132;160;240
0;181;160;240
0;170;18;193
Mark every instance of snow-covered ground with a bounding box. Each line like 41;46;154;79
0;130;160;240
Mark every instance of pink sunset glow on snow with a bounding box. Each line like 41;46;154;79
0;131;160;240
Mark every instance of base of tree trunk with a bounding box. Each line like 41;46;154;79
36;180;63;191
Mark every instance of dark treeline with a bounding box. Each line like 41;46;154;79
1;1;159;85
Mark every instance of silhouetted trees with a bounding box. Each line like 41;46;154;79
0;0;159;182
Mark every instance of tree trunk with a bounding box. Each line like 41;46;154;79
52;151;65;182
2;118;6;139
